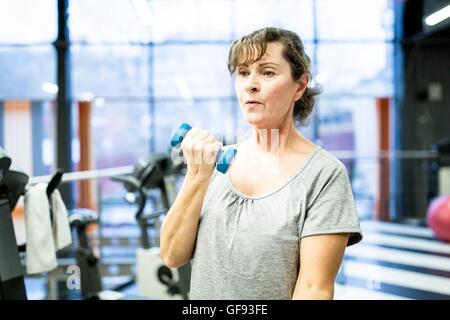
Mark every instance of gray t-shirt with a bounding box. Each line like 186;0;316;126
189;146;363;300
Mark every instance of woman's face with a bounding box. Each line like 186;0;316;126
235;42;307;128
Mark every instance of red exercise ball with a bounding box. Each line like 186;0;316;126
426;195;450;242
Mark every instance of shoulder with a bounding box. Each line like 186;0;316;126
307;147;347;177
300;147;351;200
302;148;355;208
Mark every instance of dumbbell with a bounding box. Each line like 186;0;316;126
170;122;237;174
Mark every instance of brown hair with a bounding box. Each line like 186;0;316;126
228;27;322;126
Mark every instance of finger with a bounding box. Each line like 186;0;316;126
181;127;201;155
212;141;223;152
202;135;217;144
187;127;207;141
182;127;201;145
193;129;210;142
204;141;223;165
192;141;206;165
203;143;218;165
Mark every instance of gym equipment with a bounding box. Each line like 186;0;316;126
428;139;450;201
0;147;103;300
426;195;450;242
112;153;190;299
0;147;28;300
45;185;140;300
170;122;237;174
66;208;103;299
0;147;11;182
32;170;103;300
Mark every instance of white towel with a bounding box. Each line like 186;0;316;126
24;183;72;274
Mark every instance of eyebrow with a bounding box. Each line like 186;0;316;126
238;62;281;68
258;62;280;67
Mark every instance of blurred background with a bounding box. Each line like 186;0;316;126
0;0;449;300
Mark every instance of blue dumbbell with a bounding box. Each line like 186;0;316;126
170;122;237;174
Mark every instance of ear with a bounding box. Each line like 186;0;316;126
294;73;309;101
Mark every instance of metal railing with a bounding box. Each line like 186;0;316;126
27;166;133;186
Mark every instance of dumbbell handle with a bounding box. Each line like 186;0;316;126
170;123;193;148
170;123;236;174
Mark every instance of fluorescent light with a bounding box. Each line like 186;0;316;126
132;0;154;27
424;4;450;26
41;82;58;94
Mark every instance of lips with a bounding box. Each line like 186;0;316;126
245;100;261;105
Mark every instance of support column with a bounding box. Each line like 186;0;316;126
376;97;391;221
78;100;97;210
0;102;3;146
55;0;74;208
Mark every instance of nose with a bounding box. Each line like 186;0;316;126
244;73;260;94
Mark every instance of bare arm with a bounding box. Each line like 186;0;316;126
292;233;349;300
159;174;210;268
159;127;221;268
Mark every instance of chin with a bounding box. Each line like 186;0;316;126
244;113;259;123
244;115;268;128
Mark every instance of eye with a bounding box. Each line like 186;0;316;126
263;70;275;77
238;70;249;77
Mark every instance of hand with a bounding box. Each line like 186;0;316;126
180;127;222;179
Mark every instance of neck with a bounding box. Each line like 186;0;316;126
251;119;302;156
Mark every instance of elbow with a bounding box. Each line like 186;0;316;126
159;231;192;268
159;245;175;268
161;254;189;269
159;247;190;268
308;284;334;300
293;282;334;300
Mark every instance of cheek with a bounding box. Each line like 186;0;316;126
235;81;245;100
265;79;295;102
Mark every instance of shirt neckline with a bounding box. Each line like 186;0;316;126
226;144;322;200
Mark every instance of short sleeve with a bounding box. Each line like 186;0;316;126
301;164;363;247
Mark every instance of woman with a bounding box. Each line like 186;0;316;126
160;27;363;300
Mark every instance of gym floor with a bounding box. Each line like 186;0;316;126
336;220;450;299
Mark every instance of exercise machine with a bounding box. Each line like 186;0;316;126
0;147;28;299
112;153;191;299
0;147;104;300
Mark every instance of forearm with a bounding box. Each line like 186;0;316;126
160;173;211;267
